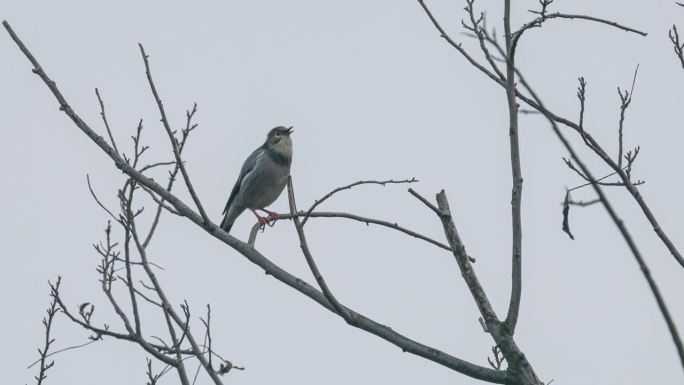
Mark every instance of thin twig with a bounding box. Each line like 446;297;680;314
33;278;60;385
28;339;98;369
95;88;119;155
462;0;506;81
408;187;443;217
669;25;684;69
87;175;122;224
143;103;198;247
417;0;506;88
511;2;647;55
617;64;639;169
301;178;417;226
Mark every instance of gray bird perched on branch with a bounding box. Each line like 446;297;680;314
220;126;294;233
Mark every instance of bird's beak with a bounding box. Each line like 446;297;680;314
285;126;294;135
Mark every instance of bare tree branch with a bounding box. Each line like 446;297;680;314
287;177;354;323
248;209;478;261
434;191;541;384
462;0;506;81
669;25;684;69
301;178;418;226
502;0;524;334
417;1;505;88
32;278;60;385
95;88;119;155
617;65;639;170
511;0;647;55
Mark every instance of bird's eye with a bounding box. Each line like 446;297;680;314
275;132;281;137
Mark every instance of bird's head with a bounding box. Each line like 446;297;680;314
264;126;293;156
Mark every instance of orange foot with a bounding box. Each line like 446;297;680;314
250;209;270;226
260;209;279;224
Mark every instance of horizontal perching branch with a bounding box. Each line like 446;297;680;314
3;20;508;384
249;210;451;252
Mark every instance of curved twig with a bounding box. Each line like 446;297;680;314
301;178;418;226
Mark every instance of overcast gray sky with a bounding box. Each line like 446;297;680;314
2;1;683;384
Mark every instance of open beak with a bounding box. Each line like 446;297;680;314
285;126;294;135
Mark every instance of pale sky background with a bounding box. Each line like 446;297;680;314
2;1;684;384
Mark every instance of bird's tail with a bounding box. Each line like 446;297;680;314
220;206;244;233
220;213;235;233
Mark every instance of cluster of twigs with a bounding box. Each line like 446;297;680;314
20;46;239;383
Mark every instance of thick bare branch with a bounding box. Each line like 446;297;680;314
434;191;541;385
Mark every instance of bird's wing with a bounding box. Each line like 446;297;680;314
223;147;263;215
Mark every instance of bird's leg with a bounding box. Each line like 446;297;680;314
250;209;270;226
259;208;280;223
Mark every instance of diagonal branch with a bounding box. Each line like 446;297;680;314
433;190;541;384
462;0;506;81
287;177;353;323
417;0;505;88
95;88;120;155
434;191;499;326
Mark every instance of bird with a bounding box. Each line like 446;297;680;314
220;126;294;233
